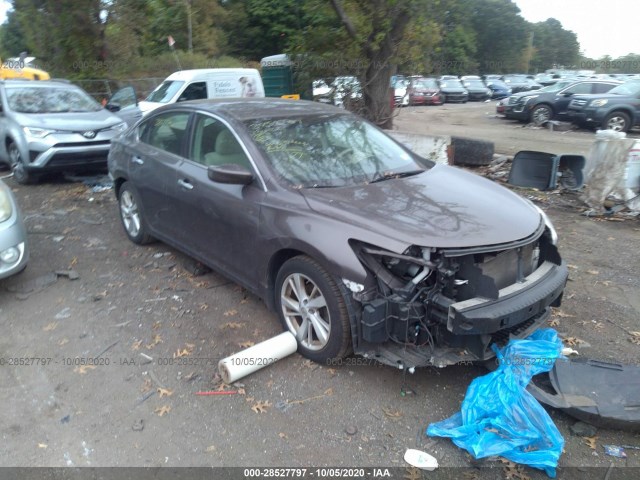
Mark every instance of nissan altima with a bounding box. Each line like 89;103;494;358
108;98;568;369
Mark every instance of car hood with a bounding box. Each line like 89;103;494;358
138;100;164;115
440;87;467;93
300;164;541;250
14;109;123;130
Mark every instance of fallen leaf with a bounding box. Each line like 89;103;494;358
563;336;585;347
237;388;246;395
43;322;58;332
238;341;255;349
199;303;209;310
382;407;403;418
245;396;255;403
586;269;599;275
205;445;216;452
278;432;288;439
131;340;142;351
157;388;173;398
152;321;162;330
251;400;272;413
584;436;597;450
224;309;238;317
327;368;337;376
37;443;48;449
548;318;560;327
145;334;162;350
174;349;190;358
73;365;96;374
140;379;152;393
223;322;244;329
69;257;78;267
630;336;640;346
154;405;171;417
567;264;578;270
630;331;640;338
58;338;69;346
552;309;574;318
403;467;421;480
324;388;334;396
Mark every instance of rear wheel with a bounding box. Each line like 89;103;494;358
117;181;153;244
603;111;630;132
8;142;35;185
275;256;352;363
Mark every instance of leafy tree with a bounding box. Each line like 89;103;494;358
529;18;579;72
468;0;530;73
0;9;29;59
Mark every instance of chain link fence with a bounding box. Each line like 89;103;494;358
72;78;164;102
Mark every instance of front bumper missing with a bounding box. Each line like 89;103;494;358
355;260;568;369
446;261;567;335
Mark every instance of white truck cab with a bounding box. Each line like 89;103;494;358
139;68;265;115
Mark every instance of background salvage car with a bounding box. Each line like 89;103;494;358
109;98;568;369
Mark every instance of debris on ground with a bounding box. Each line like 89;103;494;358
603;445;626;458
427;329;564;478
570;421;597;438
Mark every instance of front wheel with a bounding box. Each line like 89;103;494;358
275;256;352;363
117;181;153;244
603;111;631;132
531;104;552;126
8;142;35;184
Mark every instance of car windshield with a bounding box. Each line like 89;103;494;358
414;79;438;89
464;80;485;88
440;80;463;88
5;86;102;113
608;81;640;96
244;114;429;188
146;80;185;103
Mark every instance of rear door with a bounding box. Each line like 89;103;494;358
129;110;192;239
555;83;595;115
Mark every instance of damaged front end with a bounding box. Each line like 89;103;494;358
347;220;568;368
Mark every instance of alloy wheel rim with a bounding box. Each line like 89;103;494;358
607;117;625;131
280;273;330;351
533;107;550;125
120;191;141;237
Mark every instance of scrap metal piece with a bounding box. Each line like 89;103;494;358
529;359;640;432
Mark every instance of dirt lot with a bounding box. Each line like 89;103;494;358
1;102;639;478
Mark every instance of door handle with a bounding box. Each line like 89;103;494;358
132;156;144;165
178;179;194;190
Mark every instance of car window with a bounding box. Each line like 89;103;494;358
141;111;190;156
108;86;137;111
5;86;102;113
244;114;429;188
178;82;207;102
563;83;591;95
593;83;617;94
191;113;252;169
146;80;185;103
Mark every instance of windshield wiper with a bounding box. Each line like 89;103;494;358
368;169;424;184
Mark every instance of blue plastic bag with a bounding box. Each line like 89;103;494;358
427;329;564;478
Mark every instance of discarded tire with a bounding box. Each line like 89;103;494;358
450;136;495;166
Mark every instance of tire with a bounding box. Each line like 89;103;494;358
275;256;352;363
530;104;553;126
117;181;153;245
602;111;631;132
450;136;495;166
8;142;35;185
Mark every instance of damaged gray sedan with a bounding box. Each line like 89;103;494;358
108;98;568;369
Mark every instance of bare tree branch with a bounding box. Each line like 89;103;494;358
329;0;358;39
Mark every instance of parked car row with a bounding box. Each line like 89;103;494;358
497;77;640;132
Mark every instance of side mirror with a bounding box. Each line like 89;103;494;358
105;103;121;112
208;164;253;185
562;92;574;97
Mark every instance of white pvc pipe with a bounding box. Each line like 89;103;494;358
218;331;298;384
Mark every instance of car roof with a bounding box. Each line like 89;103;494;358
0;79;76;88
170;98;349;122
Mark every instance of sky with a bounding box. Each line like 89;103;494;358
0;1;637;60
513;0;638;59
